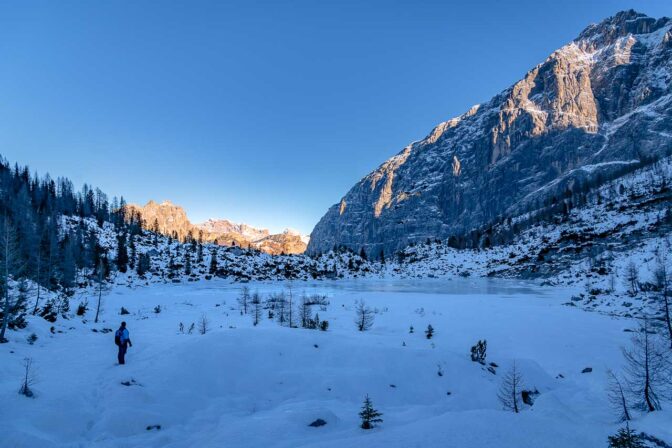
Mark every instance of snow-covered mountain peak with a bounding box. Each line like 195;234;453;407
308;10;672;257
575;10;671;52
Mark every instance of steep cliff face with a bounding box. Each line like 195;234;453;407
308;10;672;256
127;200;193;241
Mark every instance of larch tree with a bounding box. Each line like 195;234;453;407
286;282;295;327
275;292;288;326
498;361;524;413
299;294;312;328
355;299;374;332
622;320;672;412
654;256;672;348
238;286;250;315
625;261;640;296
607;370;631;423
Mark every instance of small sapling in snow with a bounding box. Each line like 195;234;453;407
198;314;209;335
359;394;383;429
19;357;35;398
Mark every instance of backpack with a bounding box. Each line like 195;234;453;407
114;329;122;346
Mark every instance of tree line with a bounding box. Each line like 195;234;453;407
0;157;144;341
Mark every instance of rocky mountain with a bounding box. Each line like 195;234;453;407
127;200;193;241
127;201;308;254
196;220;308;255
197;219;270;242
254;229;310;255
308;10;672;257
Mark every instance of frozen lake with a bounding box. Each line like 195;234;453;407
1;278;669;448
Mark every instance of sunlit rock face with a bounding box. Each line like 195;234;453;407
127;200;193;241
308;10;672;256
128;202;308;254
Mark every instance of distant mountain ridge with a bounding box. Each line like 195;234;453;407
127;201;308;254
308;10;672;256
197;218;270;242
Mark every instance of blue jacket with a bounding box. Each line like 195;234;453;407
117;328;130;344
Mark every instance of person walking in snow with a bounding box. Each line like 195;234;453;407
115;321;133;365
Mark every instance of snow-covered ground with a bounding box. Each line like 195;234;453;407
2;278;670;447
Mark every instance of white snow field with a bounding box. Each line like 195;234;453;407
1;278;670;447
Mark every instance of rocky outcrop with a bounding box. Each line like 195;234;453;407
308;10;672;257
127;200;193;241
254;230;309;255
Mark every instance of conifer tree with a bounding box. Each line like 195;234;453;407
252;291;262;326
168;253;177;277
359;394;383;429
136;253;150;277
184;250;192;275
116;232;129;273
209;249;218;275
607;424;645;448
60;235;77;293
0;217;26;342
128;234;136;270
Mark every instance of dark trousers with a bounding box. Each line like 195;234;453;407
118;342;128;364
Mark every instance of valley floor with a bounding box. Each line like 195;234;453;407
1;278;671;447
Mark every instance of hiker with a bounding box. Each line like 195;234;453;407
115;321;133;365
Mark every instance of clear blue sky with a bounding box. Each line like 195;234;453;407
0;1;669;234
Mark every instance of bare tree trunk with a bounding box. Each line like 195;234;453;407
94;261;103;324
663;289;672;349
0;290;10;341
94;280;102;324
32;252;41;315
287;283;294;328
643;329;655;412
1;226;11;341
655;259;672;348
